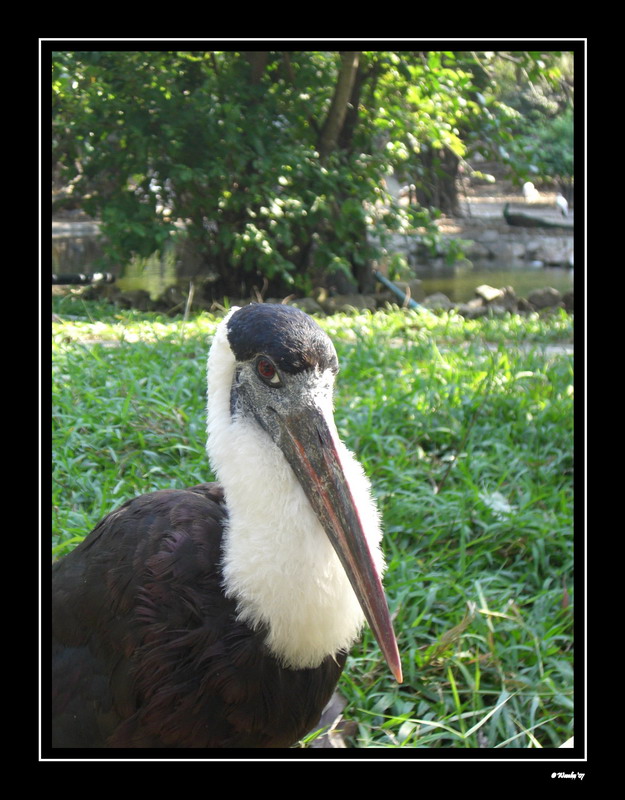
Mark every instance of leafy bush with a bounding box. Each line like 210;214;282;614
518;107;574;184
52;50;575;296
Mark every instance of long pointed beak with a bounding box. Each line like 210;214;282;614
275;405;402;683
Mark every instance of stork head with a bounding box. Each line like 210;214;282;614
206;304;402;683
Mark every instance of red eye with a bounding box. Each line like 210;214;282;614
257;358;280;385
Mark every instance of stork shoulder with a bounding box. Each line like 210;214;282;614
52;484;229;747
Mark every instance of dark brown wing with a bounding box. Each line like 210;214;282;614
52;482;344;749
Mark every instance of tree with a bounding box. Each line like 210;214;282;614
384;51;574;215
54;50;417;296
468;50;574;193
52;49;574;300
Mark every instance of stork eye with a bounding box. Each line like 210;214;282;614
256;358;281;386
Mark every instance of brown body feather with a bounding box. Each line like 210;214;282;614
52;483;345;748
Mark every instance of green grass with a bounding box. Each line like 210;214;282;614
51;295;574;749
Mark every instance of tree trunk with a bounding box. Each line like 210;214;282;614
244;52;269;84
413;147;461;216
317;52;360;162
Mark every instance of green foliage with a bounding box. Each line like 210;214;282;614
517;108;574;183
52;49;574;294
52;300;574;748
476;51;574;184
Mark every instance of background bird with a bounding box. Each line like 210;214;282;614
555;193;569;216
51;303;401;749
522;181;540;203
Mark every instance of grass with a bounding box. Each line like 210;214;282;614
51;295;575;750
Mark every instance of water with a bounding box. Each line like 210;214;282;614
52;222;104;275
52;223;573;304
53;224;188;300
413;258;573;304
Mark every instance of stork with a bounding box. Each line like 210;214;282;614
51;303;402;749
522;181;539;203
555;193;569;217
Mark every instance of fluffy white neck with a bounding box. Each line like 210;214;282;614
206;312;385;670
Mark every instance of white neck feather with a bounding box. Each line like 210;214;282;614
206;312;386;670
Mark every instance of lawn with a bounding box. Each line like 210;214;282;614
51;296;575;749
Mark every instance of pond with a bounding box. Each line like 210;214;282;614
413;258;573;304
52;222;573;304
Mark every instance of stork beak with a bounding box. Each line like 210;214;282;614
276;405;403;683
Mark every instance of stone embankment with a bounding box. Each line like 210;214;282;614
291;281;573;319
